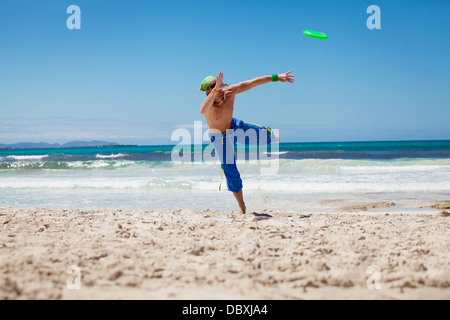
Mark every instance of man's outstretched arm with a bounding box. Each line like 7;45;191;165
227;71;295;95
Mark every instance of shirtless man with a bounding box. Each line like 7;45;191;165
199;71;295;214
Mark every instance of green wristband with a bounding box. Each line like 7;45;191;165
272;74;278;82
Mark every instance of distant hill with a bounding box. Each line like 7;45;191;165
0;141;120;149
61;141;119;148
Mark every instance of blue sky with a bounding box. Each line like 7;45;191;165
0;0;449;144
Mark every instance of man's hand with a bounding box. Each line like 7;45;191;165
213;71;229;102
215;71;229;91
278;71;295;83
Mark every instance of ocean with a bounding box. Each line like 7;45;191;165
1;140;449;213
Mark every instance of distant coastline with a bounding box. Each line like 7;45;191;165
0;141;137;150
1;139;449;150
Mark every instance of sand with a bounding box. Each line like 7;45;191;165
0;206;449;300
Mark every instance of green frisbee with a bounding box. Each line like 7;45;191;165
303;30;328;40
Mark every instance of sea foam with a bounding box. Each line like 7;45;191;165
95;153;127;159
6;155;48;161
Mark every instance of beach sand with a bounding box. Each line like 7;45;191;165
0;206;449;300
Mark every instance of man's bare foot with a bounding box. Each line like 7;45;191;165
233;190;246;214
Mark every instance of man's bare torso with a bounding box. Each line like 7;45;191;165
203;90;236;133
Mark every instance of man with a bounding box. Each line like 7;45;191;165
199;71;295;214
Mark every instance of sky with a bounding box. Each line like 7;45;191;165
0;0;449;145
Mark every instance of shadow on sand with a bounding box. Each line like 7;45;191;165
250;212;273;220
250;212;311;220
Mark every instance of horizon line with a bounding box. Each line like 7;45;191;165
1;138;449;150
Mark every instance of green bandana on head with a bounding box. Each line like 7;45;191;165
199;75;216;91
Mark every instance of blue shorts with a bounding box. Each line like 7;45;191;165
209;118;274;193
